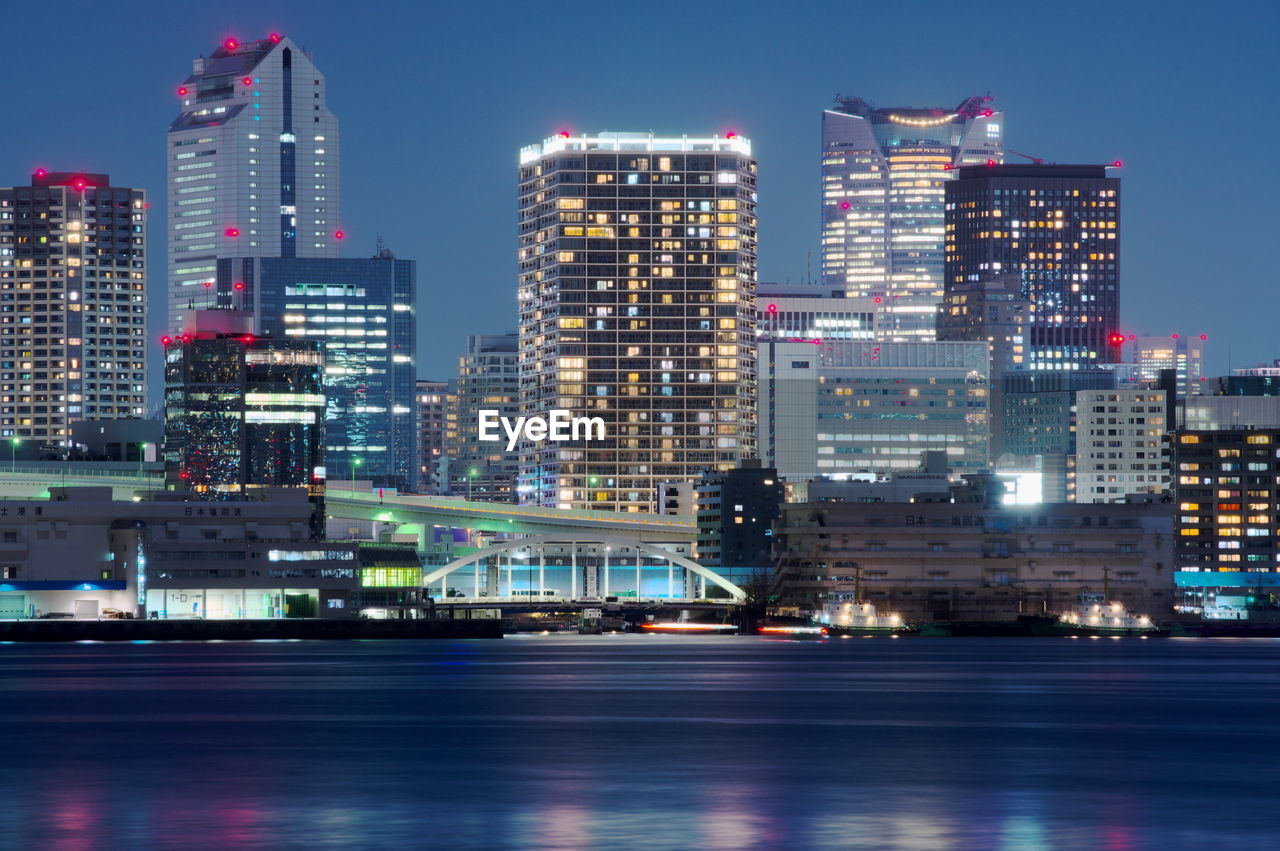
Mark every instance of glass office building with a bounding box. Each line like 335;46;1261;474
163;310;326;538
217;254;418;491
945;163;1121;371
821;96;1004;340
761;340;990;479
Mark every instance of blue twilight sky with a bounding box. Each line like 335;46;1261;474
4;0;1277;382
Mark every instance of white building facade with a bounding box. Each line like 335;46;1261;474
167;33;340;329
1075;389;1169;503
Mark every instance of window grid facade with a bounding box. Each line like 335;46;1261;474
821;96;1004;341
517;132;758;511
1076;390;1169;503
0;172;147;444
945;164;1120;371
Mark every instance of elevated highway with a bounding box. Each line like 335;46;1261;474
0;470;696;543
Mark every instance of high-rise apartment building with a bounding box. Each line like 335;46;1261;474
216;253;418;491
1075;389;1170;503
821;96;1004;340
518;132;758;511
163;309;326;537
0;171;147;445
945;163;1121;371
1132;334;1205;398
416;379;450;494
167;33;340;329
449;334;519;503
1173;429;1280;613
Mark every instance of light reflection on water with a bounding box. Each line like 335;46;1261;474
1;635;1278;848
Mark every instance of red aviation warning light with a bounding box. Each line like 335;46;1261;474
224;38;239;51
72;178;87;191
268;33;282;43
225;227;240;238
334;230;345;240
241;77;253;87
1200;334;1208;341
233;282;245;291
558;129;571;138
1108;332;1126;347
161;336;172;346
766;304;777;314
177;86;188;96
986;159;997;167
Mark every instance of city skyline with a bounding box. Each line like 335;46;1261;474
2;1;1276;386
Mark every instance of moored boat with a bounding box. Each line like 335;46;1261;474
816;597;914;635
1021;592;1163;636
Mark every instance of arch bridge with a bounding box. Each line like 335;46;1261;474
422;534;745;604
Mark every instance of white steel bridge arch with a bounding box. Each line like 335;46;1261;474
422;533;745;602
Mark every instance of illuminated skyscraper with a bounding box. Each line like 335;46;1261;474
945;163;1121;371
166;33;340;330
518;131;758;511
216;253;419;492
0;171;148;445
821;96;1003;340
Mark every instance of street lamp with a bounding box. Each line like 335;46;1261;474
138;442;149;478
9;438;19;474
351;457;362;492
467;466;479;501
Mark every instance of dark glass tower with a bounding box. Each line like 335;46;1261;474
163;310;326;537
944;163;1121;372
216;252;418;492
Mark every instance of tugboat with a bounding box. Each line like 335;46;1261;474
817;597;914;635
1053;592;1160;635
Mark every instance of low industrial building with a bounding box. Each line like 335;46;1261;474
772;476;1174;621
0;487;423;620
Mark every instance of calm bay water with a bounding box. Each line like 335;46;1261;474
1;635;1276;849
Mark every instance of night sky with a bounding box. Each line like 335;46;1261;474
5;0;1276;386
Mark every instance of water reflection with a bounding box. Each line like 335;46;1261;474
2;636;1280;847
